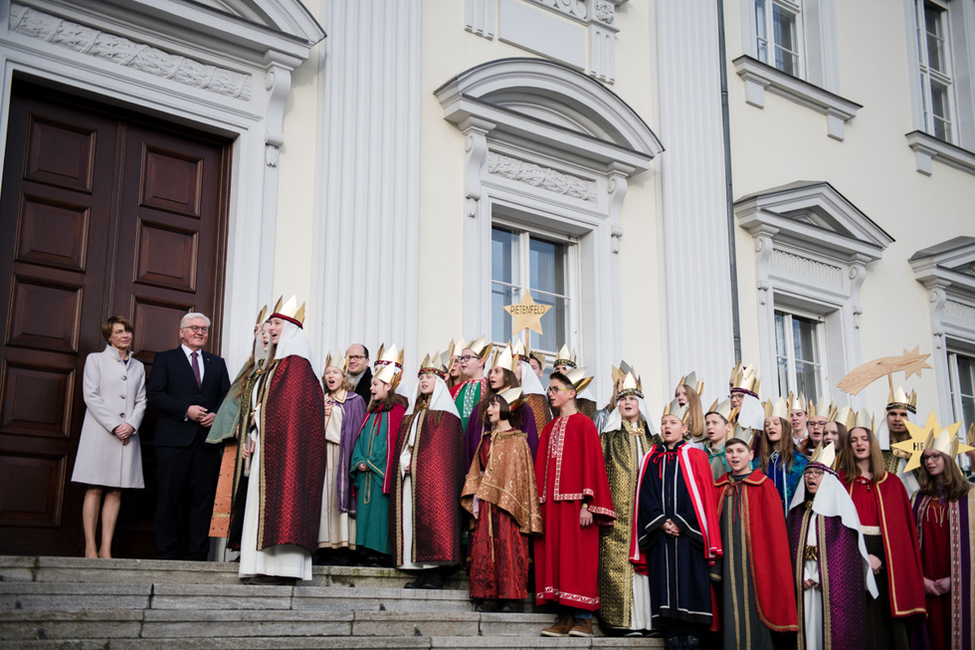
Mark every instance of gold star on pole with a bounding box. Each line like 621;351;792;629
837;347;932;395
503;291;552;336
893;411;964;472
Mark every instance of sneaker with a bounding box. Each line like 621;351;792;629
568;617;593;637
541;615;574;637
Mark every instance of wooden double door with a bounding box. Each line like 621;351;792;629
0;80;231;557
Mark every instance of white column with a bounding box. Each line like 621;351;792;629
652;0;736;399
312;0;422;369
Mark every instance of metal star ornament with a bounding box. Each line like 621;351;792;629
503;291;552;335
892;411;964;472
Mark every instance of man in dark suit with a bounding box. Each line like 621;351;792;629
346;343;372;404
147;312;231;560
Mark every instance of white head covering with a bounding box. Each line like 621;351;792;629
737;393;765;431
789;470;879;598
601;396;654;434
270;321;322;383
406;375;460;419
519;360;545;396
875;408;919;450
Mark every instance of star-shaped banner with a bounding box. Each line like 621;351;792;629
504;291;552;335
837;347;932;395
892;411;966;472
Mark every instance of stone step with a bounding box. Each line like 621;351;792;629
0;556;470;591
0;610;664;646
1;636;662;649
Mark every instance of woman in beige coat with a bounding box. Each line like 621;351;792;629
70;316;146;558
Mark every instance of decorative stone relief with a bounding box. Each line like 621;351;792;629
771;250;843;289
487;151;596;202
531;0;588;20
945;299;975;327
8;4;252;101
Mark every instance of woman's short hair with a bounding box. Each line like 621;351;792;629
101;316;134;343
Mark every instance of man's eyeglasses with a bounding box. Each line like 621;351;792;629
348;355;368;361
184;325;209;333
458;355;477;362
546;386;573;394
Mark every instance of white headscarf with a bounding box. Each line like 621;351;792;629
270;320;322;383
519;360;545;396
789;470;879;598
406;375;460;419
601;396;654;434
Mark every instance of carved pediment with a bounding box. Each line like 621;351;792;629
188;0;324;44
735;181;894;263
910;237;975;298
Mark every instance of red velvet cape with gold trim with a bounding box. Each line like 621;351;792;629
714;470;800;633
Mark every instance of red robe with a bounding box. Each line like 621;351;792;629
714;470;800;633
253;356;326;552
534;413;615;610
840;471;926;618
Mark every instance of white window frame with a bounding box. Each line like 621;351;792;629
774;307;830;403
755;0;805;79
435;59;663;404
736;182;893;407
490;219;579;358
947;347;975;429
916;0;957;143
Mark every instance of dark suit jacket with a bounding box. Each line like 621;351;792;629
147;347;231;448
353;367;373;405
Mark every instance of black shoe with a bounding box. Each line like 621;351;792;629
405;572;427;589
499;600;520;613
421;571;443;589
475;599;498;612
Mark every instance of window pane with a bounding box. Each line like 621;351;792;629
756;0;768;63
529;292;567;354
930;80;952;141
925;6;945;73
530;237;565;296
777;356;790;397
951;353;975;432
795;361;821;403
958;354;975;396
772;4;798;76
491;227;518;284
491;283;516;344
792;315;819;364
774;311;787;357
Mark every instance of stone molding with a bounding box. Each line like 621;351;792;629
487;151;597;202
910;238;975;420
733;55;861;141
9;3;252;100
905;130;975;177
736;181;893;404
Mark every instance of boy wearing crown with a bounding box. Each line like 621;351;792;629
880;387;921;498
713;435;799;648
633;399;720;649
236;297;326;585
535;371;615;638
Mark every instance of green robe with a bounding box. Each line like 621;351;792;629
350;405;402;555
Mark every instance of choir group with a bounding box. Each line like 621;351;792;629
207;298;975;650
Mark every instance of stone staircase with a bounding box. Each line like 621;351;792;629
0;557;662;649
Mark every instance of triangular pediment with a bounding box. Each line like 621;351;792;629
190;0;324;44
735;181;894;262
911;237;975;296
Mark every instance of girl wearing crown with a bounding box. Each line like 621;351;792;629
350;345;407;566
758;398;809;515
836;418;925;650
911;431;975;650
787;443;876;650
462;387;542;613
316;351;366;564
389;353;465;589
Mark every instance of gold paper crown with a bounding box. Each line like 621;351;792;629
731;365;760;396
270;295;306;326
808;397;834;419
852;408;874;433
707;398;736;423
922;423;974;460
528;349;546;369
465;336;493;361
616;372;643;400
490;344;518;373
418;350;448;379
324;350;349;374
511;339;528;362
677;371;704;396
255;305;268;326
663;397;690;424
787;392;807;413
765;396;789;421
833;405;854;426
886;386;918;414
727;422;754;447
564;366;593;394
439;349;454;370
445;339;459;360
969;423;975;447
496;386;524;409
809;442;838;472
729;361;743;386
554;344;577;369
373;343;404;387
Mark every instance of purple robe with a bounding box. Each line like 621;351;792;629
787;506;867;649
334;391;367;516
464;400;538;468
